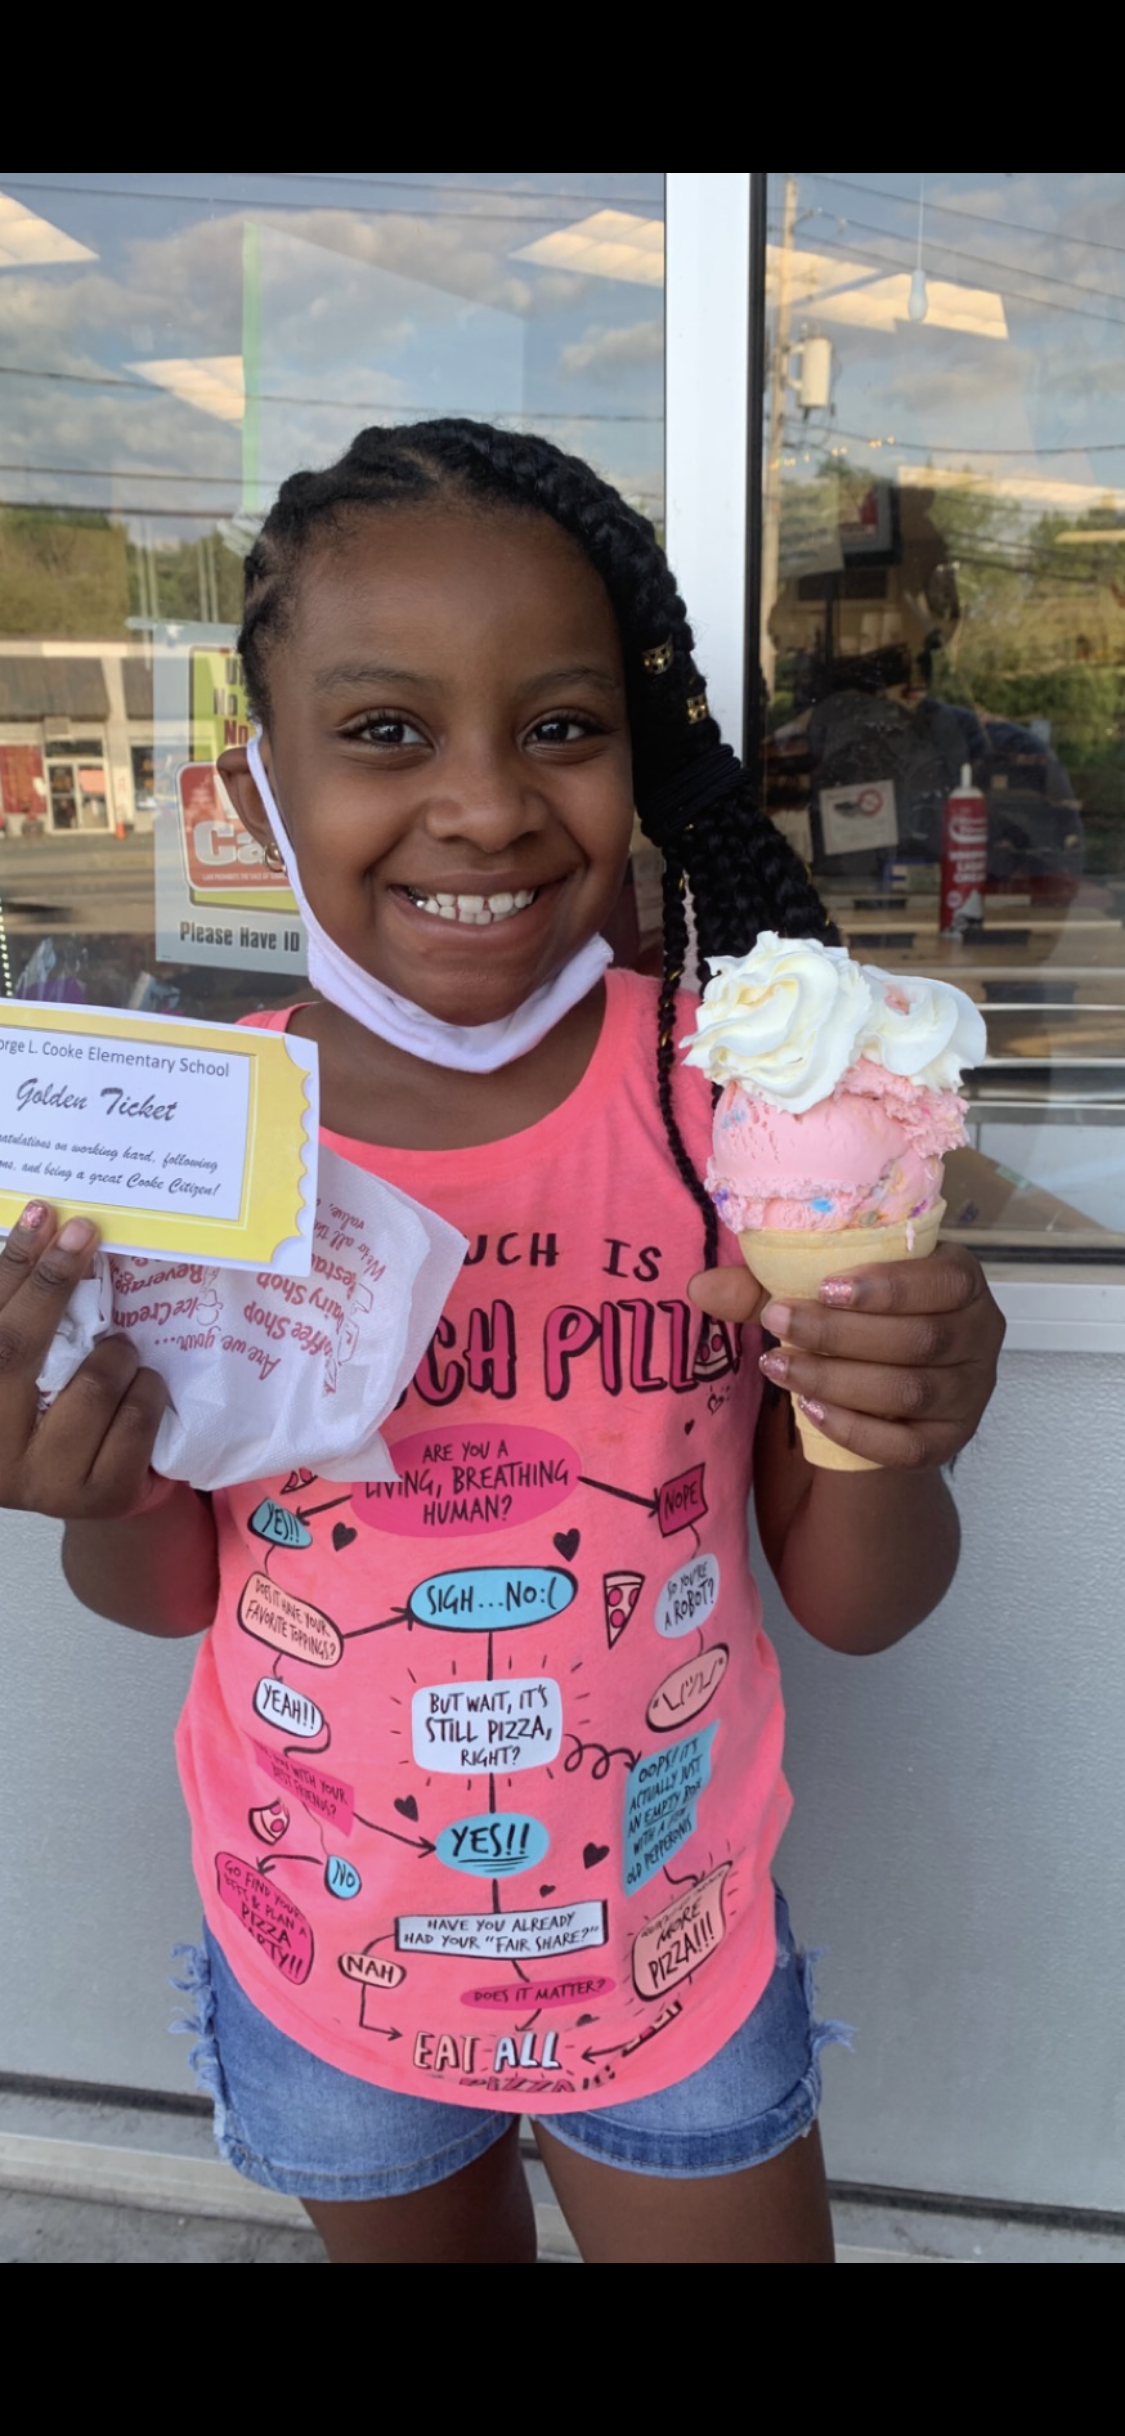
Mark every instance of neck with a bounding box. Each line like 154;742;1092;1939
297;981;610;1152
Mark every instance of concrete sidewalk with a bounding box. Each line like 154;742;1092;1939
2;2087;1123;2262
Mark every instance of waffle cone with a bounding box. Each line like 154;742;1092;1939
740;1199;946;1472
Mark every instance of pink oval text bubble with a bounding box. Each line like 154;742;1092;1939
238;1572;342;1668
631;1862;731;2001
646;1644;729;1734
461;1975;615;2012
338;1952;407;1991
216;1852;314;1985
353;1424;578;1539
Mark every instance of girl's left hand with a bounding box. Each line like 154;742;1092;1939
690;1246;1006;1470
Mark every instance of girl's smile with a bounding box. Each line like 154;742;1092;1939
222;506;635;1029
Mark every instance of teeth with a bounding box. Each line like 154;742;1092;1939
405;887;537;924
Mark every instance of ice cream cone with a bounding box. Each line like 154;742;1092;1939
741;1199;946;1471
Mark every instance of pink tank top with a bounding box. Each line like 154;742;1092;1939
176;972;791;2108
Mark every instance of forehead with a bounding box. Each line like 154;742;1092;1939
288;503;623;678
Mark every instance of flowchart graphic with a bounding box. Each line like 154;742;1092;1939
217;1417;740;2085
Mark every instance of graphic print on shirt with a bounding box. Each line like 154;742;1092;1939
603;1570;644;1647
191;989;790;2107
229;1427;738;2070
219;1396;743;2089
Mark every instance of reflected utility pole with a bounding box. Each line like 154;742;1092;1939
760;173;797;703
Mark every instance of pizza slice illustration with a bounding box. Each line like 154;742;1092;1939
693;1320;734;1381
603;1570;644;1649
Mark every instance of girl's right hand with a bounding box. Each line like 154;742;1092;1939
0;1202;170;1521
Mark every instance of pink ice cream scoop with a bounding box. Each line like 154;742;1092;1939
706;1058;967;1234
681;936;986;1470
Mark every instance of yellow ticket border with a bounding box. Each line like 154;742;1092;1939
0;1004;315;1268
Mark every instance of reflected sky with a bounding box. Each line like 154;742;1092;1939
768;173;1125;516
0;172;665;543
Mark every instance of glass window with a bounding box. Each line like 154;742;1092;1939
0;173;664;1020
760;174;1125;1258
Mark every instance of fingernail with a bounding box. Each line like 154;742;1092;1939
761;1302;792;1336
57;1218;95;1252
820;1279;854;1307
20;1200;48;1233
796;1394;826;1423
759;1349;789;1383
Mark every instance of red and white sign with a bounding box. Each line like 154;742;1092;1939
177;762;290;900
819;777;899;857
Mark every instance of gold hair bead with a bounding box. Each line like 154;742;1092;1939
686;691;709;725
642;638;673;675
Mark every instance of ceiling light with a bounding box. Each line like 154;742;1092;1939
126;355;245;422
511;209;664;287
0;191;95;269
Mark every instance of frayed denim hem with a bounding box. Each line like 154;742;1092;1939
539;1929;854;2180
168;1935;511;2200
169;1939;226;2122
169;1938;291;2196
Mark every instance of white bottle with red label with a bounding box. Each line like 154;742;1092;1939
940;762;988;936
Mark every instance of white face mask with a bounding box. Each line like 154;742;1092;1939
246;733;613;1075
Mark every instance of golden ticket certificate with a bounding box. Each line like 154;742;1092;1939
0;1003;318;1272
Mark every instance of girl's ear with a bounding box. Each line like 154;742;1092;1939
217;744;270;851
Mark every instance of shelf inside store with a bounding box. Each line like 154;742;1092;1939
979;1016;1125;1068
834;898;1124;983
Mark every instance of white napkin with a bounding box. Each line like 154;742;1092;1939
36;1145;466;1491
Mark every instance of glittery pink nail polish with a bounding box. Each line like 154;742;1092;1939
819;1280;854;1307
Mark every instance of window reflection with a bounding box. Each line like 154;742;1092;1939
0;172;664;1018
761;173;1125;1254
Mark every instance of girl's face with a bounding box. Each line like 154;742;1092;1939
232;506;635;1026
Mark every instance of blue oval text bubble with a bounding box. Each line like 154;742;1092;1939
435;1812;549;1877
325;1854;362;1899
408;1567;576;1632
250;1498;312;1551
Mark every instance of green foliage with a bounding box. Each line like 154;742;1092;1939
0;507;129;636
0;509;245;639
126;535;244;627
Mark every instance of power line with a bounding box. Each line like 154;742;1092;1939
0;491;663;523
279;174;661;208
780;418;1125;459
807;174;1125;261
792;209;1125;308
0;174;661;230
0;366;662;422
0;498;242;522
774;227;1125;333
0;459;246;488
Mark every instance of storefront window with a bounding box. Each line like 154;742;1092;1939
760;173;1125;1257
0;173;664;1015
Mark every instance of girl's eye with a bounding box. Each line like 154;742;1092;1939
527;713;599;746
346;713;426;749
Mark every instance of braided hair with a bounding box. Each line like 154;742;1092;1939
238;418;838;1267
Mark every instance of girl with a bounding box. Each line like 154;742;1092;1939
0;421;1004;2264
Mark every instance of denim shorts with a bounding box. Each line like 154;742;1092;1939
171;1886;849;2202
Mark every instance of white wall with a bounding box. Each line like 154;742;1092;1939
762;1345;1125;2210
2;1343;1123;2213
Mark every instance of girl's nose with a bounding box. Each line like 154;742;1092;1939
420;744;546;850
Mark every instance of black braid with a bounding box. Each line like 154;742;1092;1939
656;849;719;1273
238;418;838;1265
